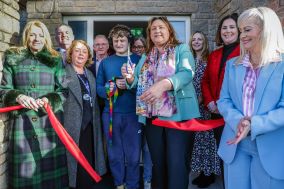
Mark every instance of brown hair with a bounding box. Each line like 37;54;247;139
66;40;93;67
189;31;209;62
146;16;180;54
108;24;131;40
132;36;146;48
215;13;239;46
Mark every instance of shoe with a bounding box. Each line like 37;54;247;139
197;174;215;188
117;185;124;189
192;172;206;185
144;181;151;189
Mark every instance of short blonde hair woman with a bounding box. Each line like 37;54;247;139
237;7;284;67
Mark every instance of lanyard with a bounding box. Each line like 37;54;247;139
77;70;93;107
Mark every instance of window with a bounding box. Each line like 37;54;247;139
64;15;191;54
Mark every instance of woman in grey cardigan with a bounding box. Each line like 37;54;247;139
63;40;106;188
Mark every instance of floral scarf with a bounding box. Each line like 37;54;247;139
136;46;177;117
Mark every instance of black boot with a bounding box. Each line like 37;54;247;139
192;172;206;185
197;174;215;188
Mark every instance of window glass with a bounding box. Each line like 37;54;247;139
170;21;186;43
68;21;87;41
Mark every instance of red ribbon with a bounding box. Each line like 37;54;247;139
152;118;224;131
0;104;101;183
0;105;23;113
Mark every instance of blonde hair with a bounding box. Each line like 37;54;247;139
66;40;93;67
22;20;58;56
237;7;284;66
189;31;209;62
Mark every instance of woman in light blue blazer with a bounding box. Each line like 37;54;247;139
217;7;284;189
121;16;200;189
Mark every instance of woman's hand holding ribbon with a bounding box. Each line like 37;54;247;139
16;95;50;112
16;94;39;111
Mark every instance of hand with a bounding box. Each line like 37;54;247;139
213;108;220;114
227;117;251;145
207;101;218;113
35;97;49;107
121;63;135;82
116;78;126;89
16;94;39;111
140;79;172;104
198;96;203;104
109;82;115;93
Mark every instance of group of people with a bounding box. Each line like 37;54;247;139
1;6;284;189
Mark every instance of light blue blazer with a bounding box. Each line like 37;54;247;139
129;44;200;124
217;55;284;180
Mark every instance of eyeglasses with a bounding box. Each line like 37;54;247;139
94;43;108;48
132;45;145;50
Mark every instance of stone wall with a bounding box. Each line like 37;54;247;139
191;0;217;50
0;0;20;188
214;0;267;18
267;0;284;26
26;0;218;48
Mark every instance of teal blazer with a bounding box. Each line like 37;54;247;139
129;44;200;124
217;55;284;179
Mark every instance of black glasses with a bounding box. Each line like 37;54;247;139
132;45;145;50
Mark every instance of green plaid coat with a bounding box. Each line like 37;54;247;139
1;48;69;189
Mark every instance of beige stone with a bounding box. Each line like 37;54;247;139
0;121;9;143
0;142;8;156
0;15;13;33
0;161;7;176
34;0;58;13
3;3;20;20
0;42;9;52
0;152;7;165
26;1;35;13
0;172;7;189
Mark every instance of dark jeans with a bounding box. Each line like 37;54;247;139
145;119;194;189
102;112;142;189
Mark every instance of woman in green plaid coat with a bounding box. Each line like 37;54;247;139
0;20;69;188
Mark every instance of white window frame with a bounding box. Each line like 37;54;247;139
63;15;191;54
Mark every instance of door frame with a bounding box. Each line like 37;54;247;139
63;15;191;53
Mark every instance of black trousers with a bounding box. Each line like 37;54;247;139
211;113;224;146
145;119;194;189
211;113;225;188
